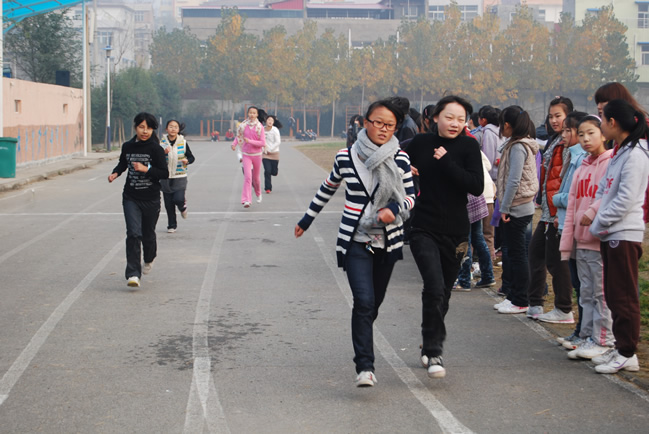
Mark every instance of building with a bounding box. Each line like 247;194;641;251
564;1;649;95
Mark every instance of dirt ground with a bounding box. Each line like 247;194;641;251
296;142;649;391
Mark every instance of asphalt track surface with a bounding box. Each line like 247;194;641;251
1;139;648;433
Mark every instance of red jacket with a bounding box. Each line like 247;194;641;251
539;143;565;217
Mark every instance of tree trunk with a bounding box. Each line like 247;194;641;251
331;98;336;138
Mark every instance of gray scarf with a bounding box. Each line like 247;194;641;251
353;129;408;228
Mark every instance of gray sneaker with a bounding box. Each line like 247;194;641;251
592;348;618;365
562;336;585;350
527;305;544;319
537;308;574;324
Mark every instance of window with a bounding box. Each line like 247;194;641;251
15;100;22;113
459;5;479;21
402;6;418;18
538;9;546;21
639;4;649;29
429;5;445;21
98;31;113;47
642;45;649;65
135;11;144;22
63;104;68;115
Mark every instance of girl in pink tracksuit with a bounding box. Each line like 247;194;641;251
232;106;266;208
559;115;613;360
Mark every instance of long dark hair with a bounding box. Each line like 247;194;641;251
267;115;283;129
430;95;473;136
548;96;574;116
499;105;535;143
594;82;648;115
603;99;649;148
133;112;159;142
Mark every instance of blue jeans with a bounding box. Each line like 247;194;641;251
123;198;160;279
457;220;494;287
502;214;533;307
344;242;395;373
410;230;467;358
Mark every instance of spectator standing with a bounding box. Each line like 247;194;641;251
263;115;282;194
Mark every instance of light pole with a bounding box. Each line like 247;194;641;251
104;45;112;151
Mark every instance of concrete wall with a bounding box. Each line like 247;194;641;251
3;78;84;168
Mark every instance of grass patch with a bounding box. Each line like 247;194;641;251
295;141;346;172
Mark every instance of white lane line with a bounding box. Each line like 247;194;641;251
183;175;238;434
0;240;122;407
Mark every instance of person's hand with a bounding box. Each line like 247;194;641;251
231;144;237;151
132;162;148;173
580;215;593;226
501;213;510;223
181;158;189;165
164;146;171;154
294;225;305;238
108;173;118;183
377;208;396;224
410;165;419;176
434;146;447;160
553;217;559;229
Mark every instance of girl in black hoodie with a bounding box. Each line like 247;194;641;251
108;112;169;288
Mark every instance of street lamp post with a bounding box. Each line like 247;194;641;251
105;46;112;151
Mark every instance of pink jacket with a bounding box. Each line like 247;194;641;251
559;150;613;259
234;122;266;155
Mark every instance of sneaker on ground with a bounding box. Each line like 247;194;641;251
595;352;640;374
452;283;471;292
181;209;188;219
167;228;176;233
496;287;508;297
420;355;429;368
474;279;496;288
557;332;578;344
562;336;586;350
427;356;446;378
498;303;528;314
526;305;544;319
243;202;251;208
567;338;593;359
576;341;613;360
127;276;140;288
494;299;512;310
265;189;271;194
355;371;377;387
592;348;618;365
256;195;262;203
537;308;574;324
143;261;154;275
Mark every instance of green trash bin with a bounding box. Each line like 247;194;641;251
0;137;18;178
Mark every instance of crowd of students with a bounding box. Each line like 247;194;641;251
296;83;649;387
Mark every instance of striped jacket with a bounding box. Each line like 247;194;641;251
298;147;416;269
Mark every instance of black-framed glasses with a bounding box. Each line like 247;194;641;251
366;118;397;131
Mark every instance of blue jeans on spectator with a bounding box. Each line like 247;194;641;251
344;241;395;374
410;230;467;358
502;214;533;307
123;197;160;279
457;220;494;287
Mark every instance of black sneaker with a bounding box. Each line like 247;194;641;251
474;279;496;288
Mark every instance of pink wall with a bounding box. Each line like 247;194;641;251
3;78;84;167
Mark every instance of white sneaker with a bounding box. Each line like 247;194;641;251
526;305;544;319
181;209;188;219
498;303;528;314
562;336;586;350
355;371;377;387
256;194;262;203
427;356;446;378
592;348;618;365
595;351;640;374
494;299;512;310
243;202;251;208
576;341;612;360
143;261;153;275
568;338;593;360
127;276;140;288
167;228;176;233
537;308;574;324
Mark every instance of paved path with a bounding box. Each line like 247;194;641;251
1;139;648;433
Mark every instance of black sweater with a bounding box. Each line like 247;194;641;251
407;133;484;236
111;135;169;201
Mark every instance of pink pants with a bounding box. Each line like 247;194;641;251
241;154;262;204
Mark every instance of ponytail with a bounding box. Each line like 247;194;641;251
499;105;536;143
603;99;649;148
